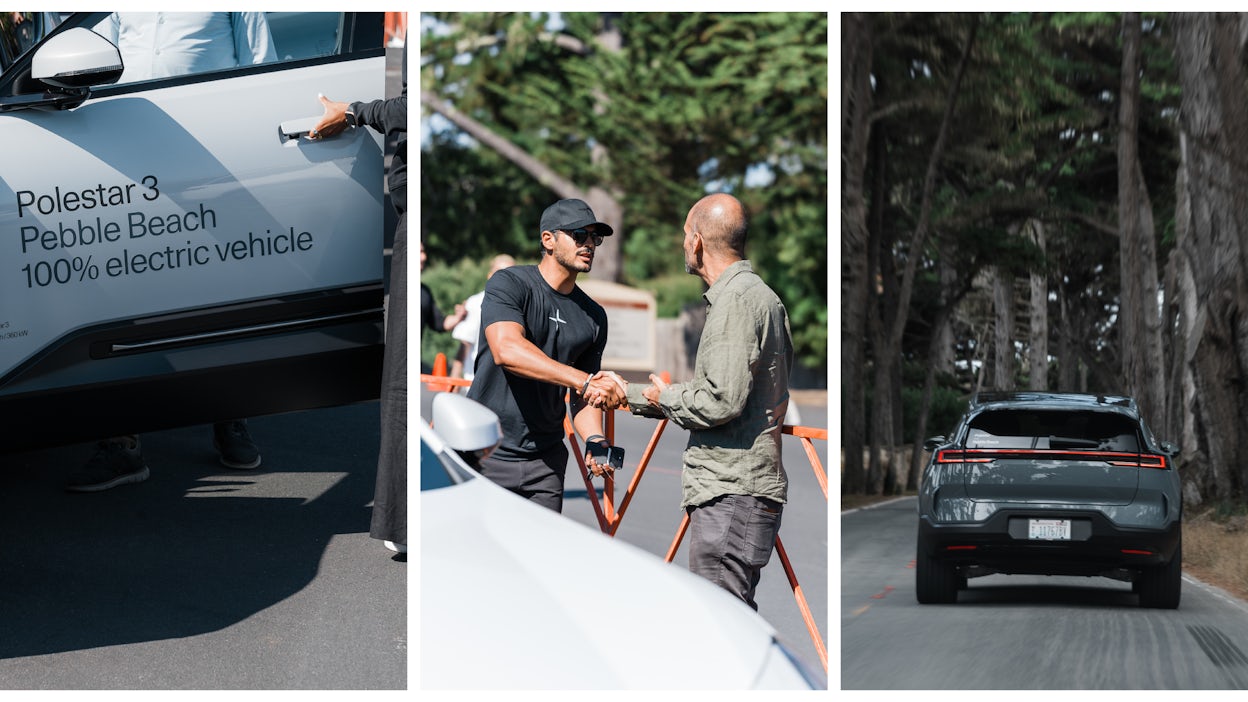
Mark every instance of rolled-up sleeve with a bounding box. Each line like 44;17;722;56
656;305;757;430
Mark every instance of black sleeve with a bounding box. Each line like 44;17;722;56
479;269;528;331
350;93;406;137
350;38;406;137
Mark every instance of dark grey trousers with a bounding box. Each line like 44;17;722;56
687;494;784;611
477;443;569;513
371;211;406;545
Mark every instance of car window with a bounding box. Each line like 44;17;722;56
266;12;343;61
0;12;58;72
421;438;476;491
89;12;344;86
966;410;1141;452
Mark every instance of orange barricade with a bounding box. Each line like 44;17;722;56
384;12;407;47
419;360;827;672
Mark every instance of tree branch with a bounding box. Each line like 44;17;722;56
421;90;586;201
888;14;980;351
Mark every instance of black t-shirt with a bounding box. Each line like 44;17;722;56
466;265;607;460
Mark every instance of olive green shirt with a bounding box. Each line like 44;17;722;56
626;260;793;508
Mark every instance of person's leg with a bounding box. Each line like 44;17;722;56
213;419;261;469
65;435;149;492
477;444;568;512
687;494;783;610
519;443;568;513
371;211;407;549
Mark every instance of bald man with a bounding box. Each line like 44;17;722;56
608;193;794;610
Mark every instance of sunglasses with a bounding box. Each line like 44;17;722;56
563;228;605;247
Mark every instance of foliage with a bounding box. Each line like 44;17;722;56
844;12;1186;493
421;12;828;369
862;363;967;444
420;128;554;265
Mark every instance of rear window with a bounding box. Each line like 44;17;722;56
965;410;1140;452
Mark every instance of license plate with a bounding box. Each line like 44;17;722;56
1028;518;1071;540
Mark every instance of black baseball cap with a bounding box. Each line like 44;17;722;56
539;198;614;236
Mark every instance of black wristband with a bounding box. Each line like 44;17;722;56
585;434;606;445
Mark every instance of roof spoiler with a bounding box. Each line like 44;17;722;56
968;391;1137;411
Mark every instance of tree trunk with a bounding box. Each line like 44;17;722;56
840;13;873;494
993;267;1016;390
1027;221;1049;391
867;15;979;494
1117;12;1166;430
1057;287;1078;391
1173;13;1248;503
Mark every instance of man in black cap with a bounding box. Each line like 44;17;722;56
465;198;625;512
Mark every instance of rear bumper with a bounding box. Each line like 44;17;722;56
919;509;1181;575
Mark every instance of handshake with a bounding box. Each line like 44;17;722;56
579;370;629;410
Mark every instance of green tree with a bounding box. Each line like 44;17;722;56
421;12;828;370
843;13;1180;494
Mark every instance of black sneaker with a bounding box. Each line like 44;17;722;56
213;420;261;470
66;437;150;492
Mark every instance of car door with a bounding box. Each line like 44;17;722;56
0;12;389;450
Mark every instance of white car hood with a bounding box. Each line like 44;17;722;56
420;470;784;689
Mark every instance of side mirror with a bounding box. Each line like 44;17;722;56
1160;441;1180;456
31;27;122;89
432;392;502;457
923;436;947;452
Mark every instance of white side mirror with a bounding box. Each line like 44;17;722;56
32;27;122;89
432;393;502;454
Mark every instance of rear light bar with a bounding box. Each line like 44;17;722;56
935;449;1168;469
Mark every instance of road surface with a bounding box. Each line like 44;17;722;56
842;497;1248;689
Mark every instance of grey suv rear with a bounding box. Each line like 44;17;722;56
916;392;1182;608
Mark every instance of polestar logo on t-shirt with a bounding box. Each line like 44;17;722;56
549;308;568;325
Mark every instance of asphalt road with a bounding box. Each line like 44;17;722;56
842;496;1248;689
417;387;830;675
0;402;405;689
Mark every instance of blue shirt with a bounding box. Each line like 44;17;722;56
95;12;276;82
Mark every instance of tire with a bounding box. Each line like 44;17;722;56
1137;540;1182;609
915;527;959;604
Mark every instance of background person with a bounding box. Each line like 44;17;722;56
310;39;410;556
451;253;515;382
417;241;467;375
609;193;793;611
94;11;276;83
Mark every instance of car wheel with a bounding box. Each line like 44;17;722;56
1137;541;1181;609
915;528;959;604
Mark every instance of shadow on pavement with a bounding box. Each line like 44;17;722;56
0;404;381;660
957;582;1139;609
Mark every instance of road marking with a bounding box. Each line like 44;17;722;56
871;585;895;600
851;605;871;617
840;496;912;515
